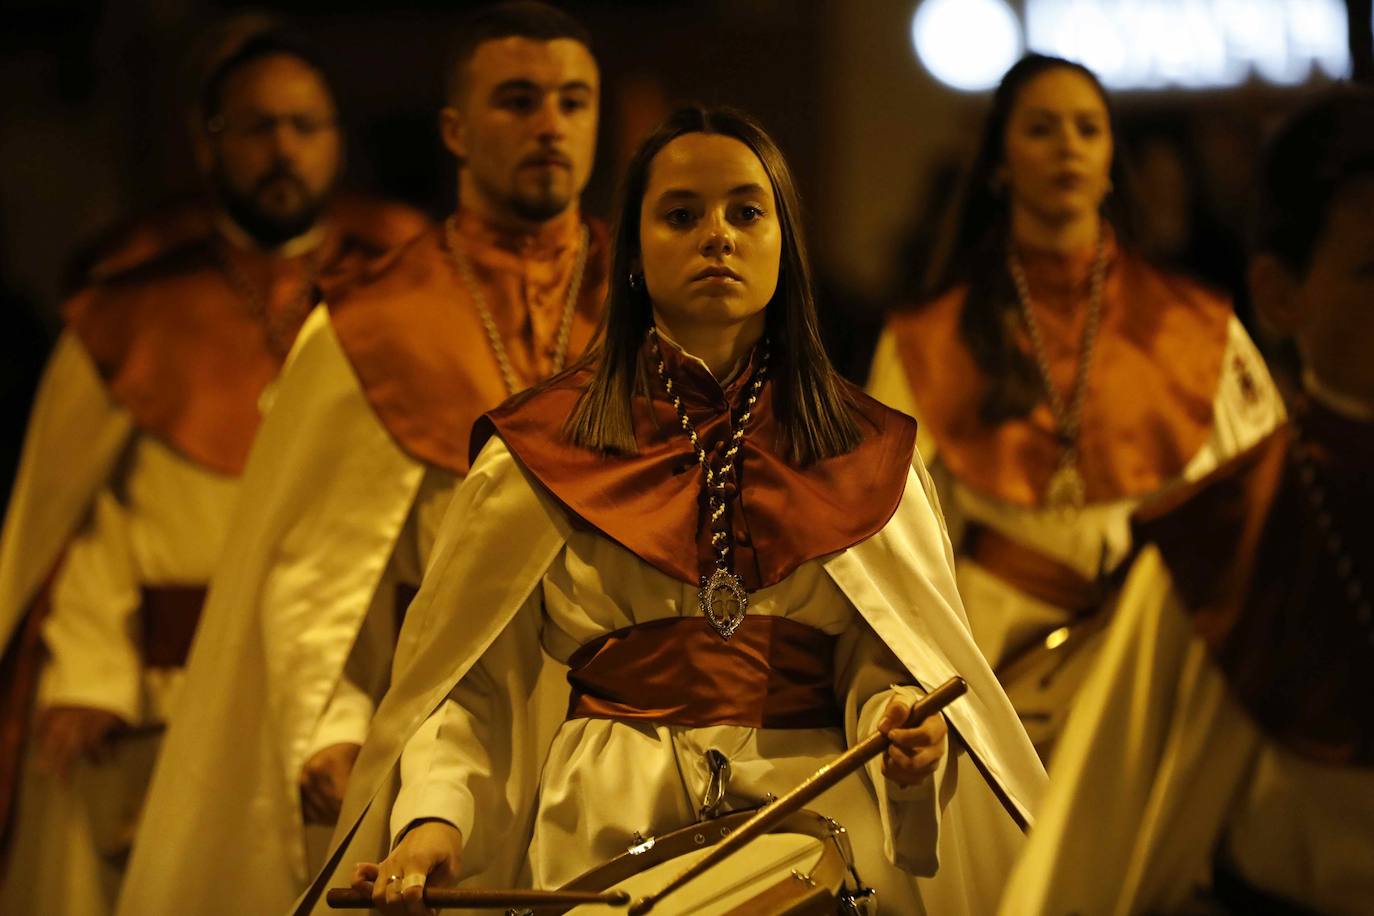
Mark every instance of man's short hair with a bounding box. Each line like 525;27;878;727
1253;86;1374;275
443;1;593;104
200;31;337;126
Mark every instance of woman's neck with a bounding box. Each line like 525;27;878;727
652;309;766;381
1010;205;1099;256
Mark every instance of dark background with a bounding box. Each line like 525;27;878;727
2;0;1372;492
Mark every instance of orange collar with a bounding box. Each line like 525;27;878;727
327;216;610;474
474;340;916;590
888;247;1232;506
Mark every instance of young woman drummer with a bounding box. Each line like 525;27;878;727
306;107;1045;916
866;54;1285;758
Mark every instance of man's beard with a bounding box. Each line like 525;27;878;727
481;163;573;225
507;186;572;224
215;163;330;247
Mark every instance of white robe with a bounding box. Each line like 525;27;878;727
1000;546;1374;914
293;431;1048;916
114;306;457;916
865;318;1285;729
0;333;238;916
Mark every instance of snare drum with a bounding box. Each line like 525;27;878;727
538;808;872;915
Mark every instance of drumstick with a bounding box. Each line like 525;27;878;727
628;675;967;916
325;887;630;909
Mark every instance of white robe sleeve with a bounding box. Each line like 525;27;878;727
837;615;954;877
304;674;376;756
387;585;548;877
37;487;142;723
1201;316;1286;463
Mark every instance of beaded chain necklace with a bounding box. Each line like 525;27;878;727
214;243;321;358
445;216;588;396
1290;423;1373;649
648;326;769;640
1007;230;1108;513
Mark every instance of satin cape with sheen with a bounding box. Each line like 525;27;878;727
292;382;1048;915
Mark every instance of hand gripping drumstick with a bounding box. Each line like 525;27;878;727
628;675;968;916
326;888;631;909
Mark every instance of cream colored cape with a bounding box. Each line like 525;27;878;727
115;306;427;916
293;431;1048;916
0;333;133;654
999;546;1374;914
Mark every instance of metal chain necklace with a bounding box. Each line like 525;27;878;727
1008;230;1108;513
649;326;769;640
445;215;589;396
1290;424;1373;649
215;243;321;358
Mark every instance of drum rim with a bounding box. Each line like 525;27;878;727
548;808;845;914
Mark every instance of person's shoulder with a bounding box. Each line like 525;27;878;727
61;237;218;328
470;365;594;463
885;285;968;334
1133;424;1291;549
322;224;446;309
330;192;433;257
1121;249;1232;320
841;377;918;442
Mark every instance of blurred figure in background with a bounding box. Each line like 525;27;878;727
115;4;610;914
0;30;422;915
866;54;1284;760
1003;86;1374;915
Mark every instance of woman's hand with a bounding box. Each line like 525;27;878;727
299;742;361;824
876;695;947;788
351;820;463;915
34;705;125;781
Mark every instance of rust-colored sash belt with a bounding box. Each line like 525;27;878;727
139;585;207;668
567;615;842;729
960;521;1104;614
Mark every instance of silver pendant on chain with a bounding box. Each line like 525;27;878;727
1046;462;1087;514
700;567;748;640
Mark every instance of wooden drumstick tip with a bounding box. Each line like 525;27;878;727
628;895;655;915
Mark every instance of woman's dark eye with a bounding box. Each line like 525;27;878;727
737;205;764;222
665;208;693;227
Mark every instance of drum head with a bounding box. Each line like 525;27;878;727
567;833;825;915
557;809;845;916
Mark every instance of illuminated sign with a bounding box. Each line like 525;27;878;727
911;0;1351;91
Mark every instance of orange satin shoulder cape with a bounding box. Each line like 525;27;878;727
326;212;609;476
1133;402;1374;766
473;340;918;591
887;239;1232;506
82;190;431;284
62;227;369;477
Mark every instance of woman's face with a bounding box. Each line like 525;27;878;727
1000;68;1114;226
638;132;782;333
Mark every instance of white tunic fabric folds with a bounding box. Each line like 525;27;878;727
866;317;1285;669
1000;547;1374;915
295;431;1048;915
115;306;454;916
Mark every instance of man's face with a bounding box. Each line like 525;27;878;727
443;37;599;225
1291;177;1374;404
204;53;342;246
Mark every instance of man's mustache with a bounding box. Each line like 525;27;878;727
254;166;309;195
519;149;573;169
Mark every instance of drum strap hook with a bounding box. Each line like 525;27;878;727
699;749;731;819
